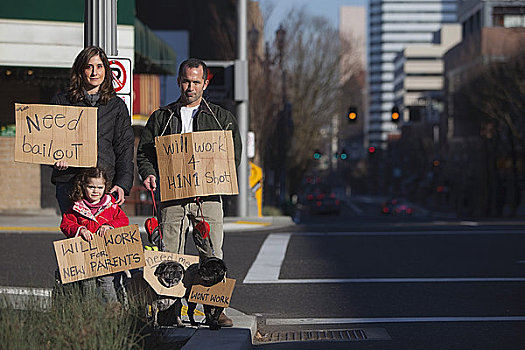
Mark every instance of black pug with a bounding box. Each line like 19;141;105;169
183;257;227;330
151;261;185;328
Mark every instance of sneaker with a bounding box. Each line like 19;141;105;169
218;312;233;327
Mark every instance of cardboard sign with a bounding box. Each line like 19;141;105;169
14;103;97;166
188;278;236;307
143;250;199;297
155;130;238;201
53;225;144;284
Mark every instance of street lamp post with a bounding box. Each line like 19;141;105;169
248;24;293;210
274;25;293;208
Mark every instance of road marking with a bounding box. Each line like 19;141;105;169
266;316;525;325
460;221;479;226
245;277;525;284
243;233;525;284
348;202;363;215
0;226;60;232
243;233;291;283
234;221;270;226
0;286;51;297
297;230;525;236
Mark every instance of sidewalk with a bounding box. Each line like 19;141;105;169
0;210;294;234
0;210;295;349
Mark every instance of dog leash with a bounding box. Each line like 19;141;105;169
145;188;163;251
194;197;210;239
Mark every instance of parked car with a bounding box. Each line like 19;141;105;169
305;185;343;215
381;198;414;215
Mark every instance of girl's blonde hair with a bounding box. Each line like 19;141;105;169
69;167;111;202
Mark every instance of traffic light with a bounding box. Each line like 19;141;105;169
313;150;322;159
368;146;376;154
391;106;400;123
340;149;348;160
204;61;234;102
347;106;357;123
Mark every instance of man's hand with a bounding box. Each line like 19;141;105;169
110;185;125;205
143;175;157;191
54;161;69;170
97;224;113;236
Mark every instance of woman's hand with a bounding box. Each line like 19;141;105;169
97;224;113;236
54;161;69;170
109;185;125;205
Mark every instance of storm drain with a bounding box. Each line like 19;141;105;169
258;328;390;343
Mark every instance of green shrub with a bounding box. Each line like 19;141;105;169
0;289;148;350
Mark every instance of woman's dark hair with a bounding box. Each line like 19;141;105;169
178;58;208;80
68;46;115;105
69;167;111;202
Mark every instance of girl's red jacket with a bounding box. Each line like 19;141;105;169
60;195;129;238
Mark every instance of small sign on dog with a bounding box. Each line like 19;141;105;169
53;225;144;284
143;250;199;297
14;103;97;166
188;278;236;307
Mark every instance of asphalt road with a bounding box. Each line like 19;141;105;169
2;198;525;349
226;202;525;349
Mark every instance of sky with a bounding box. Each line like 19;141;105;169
259;0;367;35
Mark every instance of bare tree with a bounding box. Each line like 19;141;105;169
451;52;525;216
280;9;361;194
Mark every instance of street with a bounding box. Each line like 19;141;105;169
2;197;525;348
224;199;525;349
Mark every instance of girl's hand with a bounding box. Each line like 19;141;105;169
97;224;113;236
79;227;93;241
54;161;69;170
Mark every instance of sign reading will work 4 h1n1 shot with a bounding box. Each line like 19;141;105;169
155;130;238;201
14;103;97;166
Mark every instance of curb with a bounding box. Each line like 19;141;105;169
1;286;256;350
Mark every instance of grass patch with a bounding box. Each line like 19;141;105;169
0;288;150;350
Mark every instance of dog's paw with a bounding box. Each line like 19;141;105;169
209;322;221;330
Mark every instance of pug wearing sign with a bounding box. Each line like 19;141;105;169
151;261;186;328
127;261;186;328
183;257;227;330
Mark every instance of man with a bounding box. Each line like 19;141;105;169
136;58;241;326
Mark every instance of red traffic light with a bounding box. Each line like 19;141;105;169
368;146;376;153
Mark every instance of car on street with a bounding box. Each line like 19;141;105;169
305;185;343;215
381;198;414;215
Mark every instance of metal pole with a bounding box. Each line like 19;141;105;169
84;0;118;55
236;0;249;217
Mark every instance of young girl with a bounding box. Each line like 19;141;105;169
60;167;129;305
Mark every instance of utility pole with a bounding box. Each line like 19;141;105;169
84;0;118;55
236;0;249;216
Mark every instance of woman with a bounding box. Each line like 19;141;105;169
51;46;134;214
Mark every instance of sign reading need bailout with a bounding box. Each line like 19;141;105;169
53;225;145;284
14;103;97;166
155;130;238;202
